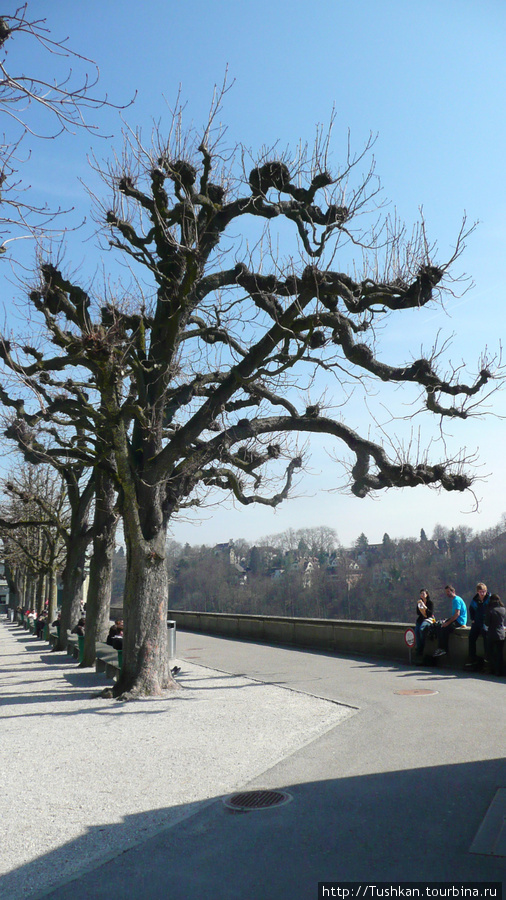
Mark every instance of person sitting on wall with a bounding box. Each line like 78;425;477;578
415;588;435;656
465;582;490;668
433;584;467;658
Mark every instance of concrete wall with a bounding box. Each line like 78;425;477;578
167;610;473;669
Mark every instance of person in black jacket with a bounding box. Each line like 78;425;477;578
486;595;505;676
71;617;85;637
467;582;490;665
106;619;123;646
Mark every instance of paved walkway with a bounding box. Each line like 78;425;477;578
1;621;505;899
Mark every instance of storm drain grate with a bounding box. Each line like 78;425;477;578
223;790;293;811
394;689;439;696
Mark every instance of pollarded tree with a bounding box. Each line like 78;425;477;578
0;361;97;646
0;461;68;621
0;393;118;655
8;100;500;699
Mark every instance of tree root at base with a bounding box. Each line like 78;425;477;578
100;677;182;701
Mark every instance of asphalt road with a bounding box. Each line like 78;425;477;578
2;623;505;900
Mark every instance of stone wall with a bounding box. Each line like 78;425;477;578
167;610;473;669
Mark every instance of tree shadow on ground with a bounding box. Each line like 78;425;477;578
2;757;505;900
0;638;269;721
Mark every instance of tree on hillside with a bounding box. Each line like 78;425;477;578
382;532;394;558
261;526;338;560
0;96;500;699
355;533;370;553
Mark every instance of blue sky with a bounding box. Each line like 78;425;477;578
2;0;506;549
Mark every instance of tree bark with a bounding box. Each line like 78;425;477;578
27;576;36;612
111;515;176;699
81;468;118;667
36;572;45;615
47;568;58;625
54;473;94;651
56;546;87;650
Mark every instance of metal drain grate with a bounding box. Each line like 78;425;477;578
394;689;438;696
223;790;293;811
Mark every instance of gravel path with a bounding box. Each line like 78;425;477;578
0;622;353;899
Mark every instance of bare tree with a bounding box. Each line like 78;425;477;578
1;94;500;699
0;4;129;252
80;462;118;666
0;374;97;645
0;407;112;651
261;526;339;559
0;461;67;620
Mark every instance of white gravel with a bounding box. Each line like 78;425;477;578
0;622;352;899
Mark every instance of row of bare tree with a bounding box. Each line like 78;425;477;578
0;7;501;699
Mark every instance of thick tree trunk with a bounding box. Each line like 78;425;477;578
54;473;94;651
57;546;87;650
102;394;178;700
27;577;36;612
36;572;46;615
111;523;176;700
81;470;117;668
15;569;25;608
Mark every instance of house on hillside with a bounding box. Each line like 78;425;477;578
214;541;237;565
213;541;247;584
298;557;319;588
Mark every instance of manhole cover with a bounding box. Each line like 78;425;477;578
223;790;293;811
394;689;438;696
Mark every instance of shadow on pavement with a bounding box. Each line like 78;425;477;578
2;757;505;900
